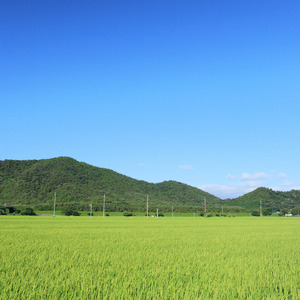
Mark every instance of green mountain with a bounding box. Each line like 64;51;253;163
0;157;221;212
224;187;300;210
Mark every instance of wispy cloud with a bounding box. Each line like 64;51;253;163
281;180;293;187
179;165;194;170
199;170;298;198
277;172;287;179
137;163;146;167
271;185;300;192
241;172;268;180
199;181;262;199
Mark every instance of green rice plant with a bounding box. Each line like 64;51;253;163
0;217;299;299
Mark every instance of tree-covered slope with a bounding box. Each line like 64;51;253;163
0;157;221;211
224;187;300;210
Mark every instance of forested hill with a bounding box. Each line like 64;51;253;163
224;187;300;210
0;157;221;211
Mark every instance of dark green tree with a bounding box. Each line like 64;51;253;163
262;208;272;216
279;208;289;216
64;205;80;216
251;210;260;217
291;207;300;215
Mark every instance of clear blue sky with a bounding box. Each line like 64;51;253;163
1;1;300;198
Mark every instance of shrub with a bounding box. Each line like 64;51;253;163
21;207;36;216
291;207;300;215
279;209;289;216
64;206;80;216
7;207;16;214
123;211;134;217
14;208;21;214
0;209;7;215
263;208;272;216
251;210;260;217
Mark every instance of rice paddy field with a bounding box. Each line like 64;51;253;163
0;217;299;299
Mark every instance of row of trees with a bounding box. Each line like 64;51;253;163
251;207;300;216
0;206;36;215
2;204;299;217
278;207;300;216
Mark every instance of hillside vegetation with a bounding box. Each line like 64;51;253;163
225;187;300;210
1;157;299;212
0;157;221;211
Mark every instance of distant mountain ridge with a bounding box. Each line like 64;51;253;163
0;157;299;211
0;157;221;211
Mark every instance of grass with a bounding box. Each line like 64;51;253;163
0;217;299;299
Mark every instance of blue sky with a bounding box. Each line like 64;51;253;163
1;1;300;198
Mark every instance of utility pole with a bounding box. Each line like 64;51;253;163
204;198;207;218
103;194;105;218
53;192;56;217
89;204;92;218
222;206;224;217
147;194;149;218
157;208;158;218
260;200;262;217
172;206;173;217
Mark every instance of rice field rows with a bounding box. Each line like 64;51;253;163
0;217;299;299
